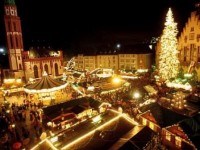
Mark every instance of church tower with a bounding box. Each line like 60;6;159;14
4;0;24;71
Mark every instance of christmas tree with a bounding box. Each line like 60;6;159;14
159;8;179;81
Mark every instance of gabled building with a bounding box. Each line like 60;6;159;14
178;3;200;80
162;124;196;150
138;103;198;149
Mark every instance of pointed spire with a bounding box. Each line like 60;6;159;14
5;0;15;5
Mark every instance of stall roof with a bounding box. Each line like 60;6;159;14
24;73;68;94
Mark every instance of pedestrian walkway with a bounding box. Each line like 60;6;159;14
9;105;48;150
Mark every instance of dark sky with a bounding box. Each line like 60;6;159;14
0;0;197;53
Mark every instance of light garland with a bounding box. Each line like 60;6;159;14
165;124;196;149
24;82;68;94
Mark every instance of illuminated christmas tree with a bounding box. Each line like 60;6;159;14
159;8;179;81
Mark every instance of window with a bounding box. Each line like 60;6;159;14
54;63;59;76
15;36;18;47
175;136;181;148
191;27;194;32
44;64;49;74
19;64;22;70
8;21;11;31
10;35;13;48
184;36;187;43
149;122;154;130
190;44;195;61
165;131;171;141
34;65;39;78
6;8;9;15
11;9;14;15
189;33;195;40
13;22;16;31
142;119;147;125
18;56;20;60
184;47;187;62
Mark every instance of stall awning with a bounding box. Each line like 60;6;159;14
24;73;68;94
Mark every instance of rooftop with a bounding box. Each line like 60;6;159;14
32;109;138;150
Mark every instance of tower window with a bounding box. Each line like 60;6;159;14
191;27;194;32
11;10;14;16
8;21;11;31
5;8;9;15
18;56;20;60
10;35;13;48
15;36;18;47
13;22;16;31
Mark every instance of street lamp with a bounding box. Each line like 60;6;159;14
133;92;140;99
133;91;141;107
11;124;16;140
112;77;121;84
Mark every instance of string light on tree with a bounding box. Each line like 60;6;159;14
159;8;180;81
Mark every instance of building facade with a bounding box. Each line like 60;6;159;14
178;5;200;80
96;54;119;71
3;0;63;82
139;111;196;150
74;52;152;73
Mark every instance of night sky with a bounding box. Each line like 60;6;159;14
0;0;197;54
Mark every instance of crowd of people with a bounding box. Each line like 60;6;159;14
0;72;153;149
0;99;44;150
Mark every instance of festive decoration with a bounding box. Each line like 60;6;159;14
171;91;187;110
24;74;68;94
159;8;179;81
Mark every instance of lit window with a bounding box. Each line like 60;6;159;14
11;10;14;16
149;122;154;130
166;131;171;141
189;33;195;40
142;119;147;125
175;136;181;148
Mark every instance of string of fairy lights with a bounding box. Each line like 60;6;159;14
159;8;180;81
